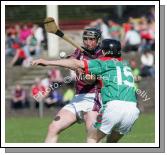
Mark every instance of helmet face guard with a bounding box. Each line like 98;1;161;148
101;39;121;57
83;28;101;41
82;28;102;52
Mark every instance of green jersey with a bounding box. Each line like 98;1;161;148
83;57;137;105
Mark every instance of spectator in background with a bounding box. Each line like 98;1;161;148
139;20;155;52
23;24;44;58
23;32;39;58
31;78;47;108
129;58;141;88
10;43;27;66
122;17;133;33
69;70;76;86
19;24;32;46
33;24;44;48
41;74;51;89
122;24;141;52
48;68;63;85
63;88;75;105
130;58;141;77
5;28;20;57
140;50;155;77
14;24;21;36
146;7;155;23
44;90;63;108
100;16;113;39
109;21;122;40
87;18;103;30
11;84;29;109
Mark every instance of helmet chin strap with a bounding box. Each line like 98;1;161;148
81;46;96;59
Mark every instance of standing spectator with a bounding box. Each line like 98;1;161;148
140;50;155;77
11;84;29;109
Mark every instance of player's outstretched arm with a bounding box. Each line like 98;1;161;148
31;58;84;71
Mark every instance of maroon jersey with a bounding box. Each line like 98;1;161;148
70;46;103;94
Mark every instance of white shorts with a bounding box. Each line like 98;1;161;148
63;93;100;121
94;100;140;135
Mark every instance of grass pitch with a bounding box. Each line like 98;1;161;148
5;113;155;143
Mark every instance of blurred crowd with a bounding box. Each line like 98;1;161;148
10;67;75;110
7;7;155;110
5;23;45;67
87;7;155;52
6;23;77;110
86;7;155;80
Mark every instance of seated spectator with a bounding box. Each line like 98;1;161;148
140;50;155;77
139;22;155;52
19;24;32;46
122;20;132;34
11;84;29;109
63;88;75;104
31;78;47;108
130;58;141;77
86;18;103;30
5;32;20;57
129;58;141;88
41;75;50;89
145;7;155;23
23;32;41;58
10;43;27;66
22;56;33;68
44;90;63;108
122;24;141;52
68;69;76;86
109;21;122;40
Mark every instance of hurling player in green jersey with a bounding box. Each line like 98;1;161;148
83;39;140;143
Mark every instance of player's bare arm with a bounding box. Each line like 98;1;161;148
31;58;85;71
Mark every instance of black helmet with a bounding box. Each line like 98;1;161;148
101;39;121;57
83;27;101;40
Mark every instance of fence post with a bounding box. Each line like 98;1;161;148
39;100;44;118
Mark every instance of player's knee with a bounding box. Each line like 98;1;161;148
48;122;61;134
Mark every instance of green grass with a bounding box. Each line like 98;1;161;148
5;113;155;143
119;113;155;143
